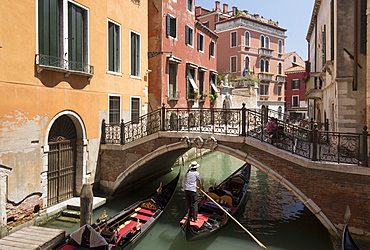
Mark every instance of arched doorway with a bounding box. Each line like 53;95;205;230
47;115;77;206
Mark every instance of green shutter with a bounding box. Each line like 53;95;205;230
38;0;59;58
166;14;171;36
68;3;84;69
108;22;114;71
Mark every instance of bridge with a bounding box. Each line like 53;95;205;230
98;104;370;238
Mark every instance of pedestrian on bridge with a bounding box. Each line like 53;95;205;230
184;161;202;222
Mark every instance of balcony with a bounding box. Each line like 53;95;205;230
258;48;273;57
35;54;94;80
258;72;273;81
305;73;323;100
276;74;286;83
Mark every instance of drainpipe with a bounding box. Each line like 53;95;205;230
353;0;358;91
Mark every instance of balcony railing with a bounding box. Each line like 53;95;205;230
258;72;273;81
35;54;94;80
258;48;273;57
276;75;286;83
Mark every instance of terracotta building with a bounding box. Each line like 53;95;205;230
283;52;308;121
196;1;287;113
0;0;148;229
148;0;219;110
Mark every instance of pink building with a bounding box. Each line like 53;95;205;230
148;0;218;111
196;2;287;113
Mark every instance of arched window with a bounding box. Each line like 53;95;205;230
244;56;250;71
278;40;283;54
278;62;282;75
265;60;269;72
265;36;270;49
245;31;250;47
260;35;265;48
260;59;265;72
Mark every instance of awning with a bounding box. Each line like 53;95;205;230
187;70;198;91
210;78;219;93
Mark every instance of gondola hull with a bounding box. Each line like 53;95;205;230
342;225;360;250
180;163;251;242
59;171;180;250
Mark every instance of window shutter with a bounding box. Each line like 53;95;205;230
166;14;171;36
186;26;189;44
197;33;200;50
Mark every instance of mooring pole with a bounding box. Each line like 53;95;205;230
80;183;93;227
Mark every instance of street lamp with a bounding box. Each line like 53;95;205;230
148;51;172;59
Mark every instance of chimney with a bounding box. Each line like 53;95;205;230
215;1;221;12
223;3;228;14
232;6;237;16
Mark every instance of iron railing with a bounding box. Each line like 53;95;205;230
101;104;369;167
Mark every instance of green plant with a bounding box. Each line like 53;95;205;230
209;93;218;104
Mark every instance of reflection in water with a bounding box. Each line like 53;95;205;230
43;151;335;249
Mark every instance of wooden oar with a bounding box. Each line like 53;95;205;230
197;187;268;250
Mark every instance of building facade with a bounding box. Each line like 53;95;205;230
196;1;287;112
0;0;148;227
283;52;308;121
306;0;367;132
148;0;218;111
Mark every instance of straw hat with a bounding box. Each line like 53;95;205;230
189;161;200;169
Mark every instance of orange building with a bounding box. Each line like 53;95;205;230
196;1;287;113
0;0;148;228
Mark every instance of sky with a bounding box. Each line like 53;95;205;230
195;0;316;60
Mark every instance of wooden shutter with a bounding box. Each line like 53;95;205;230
166;14;171;36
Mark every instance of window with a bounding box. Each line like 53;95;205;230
231;32;237;47
260;35;265;48
198;71;205;100
187;0;193;11
278;40;283;54
210;73;218;96
278;84;282;97
168;62;177;99
166;14;177;38
278;62;282;75
292;79;300;89
259;83;269;96
131;97;140;123
292;96;299;107
109;95;121;124
265;36;270;49
230;56;237;73
244;56;250;71
187;67;198;99
197;33;204;52
245;31;250;47
210;40;215;57
265;60;269;72
185;25;193;46
130;31;140;77
293;56;297;62
38;0;61;59
260;59;264;72
68;2;88;71
108;20;120;72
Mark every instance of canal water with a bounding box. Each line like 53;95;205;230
44;151;338;249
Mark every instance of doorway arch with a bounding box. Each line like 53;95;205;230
44;111;86;206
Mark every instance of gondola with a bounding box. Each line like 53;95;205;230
58;170;180;250
180;163;251;241
342;224;360;250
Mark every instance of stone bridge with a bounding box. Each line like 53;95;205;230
98;106;370;238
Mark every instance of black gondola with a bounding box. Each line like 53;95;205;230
342;224;360;250
58;170;180;250
180;163;251;241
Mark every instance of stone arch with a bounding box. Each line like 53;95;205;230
42;111;87;206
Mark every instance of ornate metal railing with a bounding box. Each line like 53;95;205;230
101;104;369;167
35;54;94;77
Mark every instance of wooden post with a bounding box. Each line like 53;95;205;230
241;103;246;136
161;103;166;131
362;126;368;167
80;184;93;227
312;123;318;161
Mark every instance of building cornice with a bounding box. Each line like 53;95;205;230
306;0;322;41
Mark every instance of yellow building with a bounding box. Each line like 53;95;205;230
0;0;148;227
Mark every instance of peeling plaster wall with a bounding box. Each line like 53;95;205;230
0;110;48;202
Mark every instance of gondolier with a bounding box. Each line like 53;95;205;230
184;161;202;222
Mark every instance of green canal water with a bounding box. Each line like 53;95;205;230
43;151;338;250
